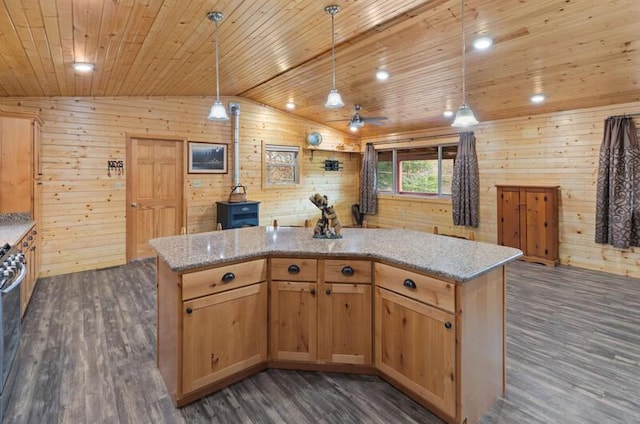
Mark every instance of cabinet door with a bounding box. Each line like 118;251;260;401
375;287;456;417
524;188;549;259
0;117;33;213
497;187;521;249
318;283;372;365
270;281;317;362
182;282;267;394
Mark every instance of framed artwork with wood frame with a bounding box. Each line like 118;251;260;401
188;142;228;174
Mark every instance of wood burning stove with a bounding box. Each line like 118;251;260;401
216;201;260;229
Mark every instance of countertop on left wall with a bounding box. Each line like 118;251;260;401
0;213;35;246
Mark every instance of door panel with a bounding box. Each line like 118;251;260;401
525;190;547;259
269;281;317;362
497;188;520;249
127;137;183;260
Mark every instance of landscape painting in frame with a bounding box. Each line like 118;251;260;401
188;142;227;174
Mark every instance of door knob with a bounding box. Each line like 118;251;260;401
131;202;138;207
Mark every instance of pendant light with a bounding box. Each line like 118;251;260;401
207;11;229;121
452;0;478;127
324;5;344;109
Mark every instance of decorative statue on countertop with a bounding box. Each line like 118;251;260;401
309;193;343;239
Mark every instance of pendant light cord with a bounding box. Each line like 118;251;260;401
331;12;337;90
461;0;466;104
215;19;221;102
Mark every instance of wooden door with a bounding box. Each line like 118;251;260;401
127;137;183;260
375;287;456;417
318;283;372;365
269;281;317;362
182;282;267;394
524;188;548;259
496;186;521;249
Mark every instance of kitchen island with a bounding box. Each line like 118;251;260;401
150;227;522;424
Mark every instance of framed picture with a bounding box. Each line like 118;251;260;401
188;142;228;174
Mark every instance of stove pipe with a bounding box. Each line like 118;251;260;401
229;103;241;187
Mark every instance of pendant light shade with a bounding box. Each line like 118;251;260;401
324;5;344;109
207;11;229;121
452;0;478;127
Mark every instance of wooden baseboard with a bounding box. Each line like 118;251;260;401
268;360;376;375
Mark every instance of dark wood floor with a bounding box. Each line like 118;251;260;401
5;259;640;423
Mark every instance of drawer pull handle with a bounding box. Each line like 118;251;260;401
310;288;316;296
403;279;417;289
287;264;300;274
341;266;354;276
444;322;452;330
221;272;235;283
186;307;193;314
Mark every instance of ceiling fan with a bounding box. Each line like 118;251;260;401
330;104;387;131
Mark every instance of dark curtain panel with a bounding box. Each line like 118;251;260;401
452;132;479;227
595;116;640;248
359;143;377;215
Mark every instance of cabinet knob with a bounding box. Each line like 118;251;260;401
287;264;300;274
310;288;316;296
341;266;354;276
403;279;417;289
325;289;331;295
23;242;29;248
444;322;452;330
186;307;193;314
221;272;235;283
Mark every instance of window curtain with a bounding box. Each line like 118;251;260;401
452;132;479;227
595;116;640;248
359;143;377;215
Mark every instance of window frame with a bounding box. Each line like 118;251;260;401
262;142;301;189
376;143;457;197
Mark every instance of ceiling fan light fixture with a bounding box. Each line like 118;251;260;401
207;11;229;122
349;124;359;132
451;0;479;128
324;5;344;109
452;103;479;127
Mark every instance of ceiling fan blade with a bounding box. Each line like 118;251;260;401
326;118;352;122
366;120;387;126
362;116;387;122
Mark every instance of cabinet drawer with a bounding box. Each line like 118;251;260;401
182;259;267;301
324;259;371;284
271;258;317;282
375;263;454;313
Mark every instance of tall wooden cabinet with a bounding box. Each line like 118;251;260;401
0;114;42;215
496;185;559;266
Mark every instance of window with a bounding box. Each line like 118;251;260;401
263;144;300;187
376;144;457;196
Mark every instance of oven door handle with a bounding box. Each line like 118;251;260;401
1;262;27;295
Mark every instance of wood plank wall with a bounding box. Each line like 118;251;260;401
362;101;640;277
0;97;360;277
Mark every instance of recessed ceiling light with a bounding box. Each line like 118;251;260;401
286;102;296;110
375;69;390;81
473;36;493;50
443;110;454;118
530;94;545;104
73;62;94;72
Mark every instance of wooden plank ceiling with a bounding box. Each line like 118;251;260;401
0;0;638;136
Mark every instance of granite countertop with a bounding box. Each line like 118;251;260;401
150;227;523;283
0;213;35;247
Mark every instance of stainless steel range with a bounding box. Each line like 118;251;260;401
0;243;25;423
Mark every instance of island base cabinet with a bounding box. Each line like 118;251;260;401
375;287;456;419
182;282;268;394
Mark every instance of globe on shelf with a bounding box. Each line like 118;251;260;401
307;132;323;147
